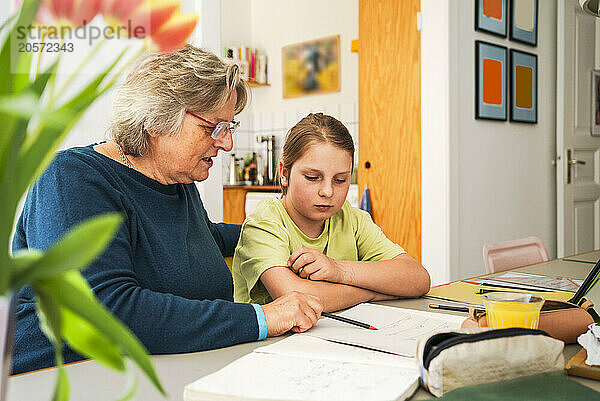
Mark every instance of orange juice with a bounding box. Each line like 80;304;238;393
482;292;544;329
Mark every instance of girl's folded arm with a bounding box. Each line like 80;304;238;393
336;254;431;297
260;266;377;312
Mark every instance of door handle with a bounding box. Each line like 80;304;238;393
566;149;586;184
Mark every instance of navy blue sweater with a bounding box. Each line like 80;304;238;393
12;145;259;374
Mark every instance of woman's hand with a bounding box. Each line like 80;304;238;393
261;291;323;337
287;247;350;283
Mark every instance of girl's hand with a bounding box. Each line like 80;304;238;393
287;247;350;283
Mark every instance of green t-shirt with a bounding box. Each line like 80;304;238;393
232;198;406;304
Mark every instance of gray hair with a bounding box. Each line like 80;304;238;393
110;45;248;156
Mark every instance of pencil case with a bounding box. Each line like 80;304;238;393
461;299;595;343
416;327;565;397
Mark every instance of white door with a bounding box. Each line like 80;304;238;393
557;0;600;256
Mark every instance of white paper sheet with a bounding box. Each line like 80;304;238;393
306;304;465;357
477;272;583;292
184;352;419;401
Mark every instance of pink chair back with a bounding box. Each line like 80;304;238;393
483;236;549;274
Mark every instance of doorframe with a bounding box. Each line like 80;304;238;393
556;0;566;257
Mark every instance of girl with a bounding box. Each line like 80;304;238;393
232;113;430;312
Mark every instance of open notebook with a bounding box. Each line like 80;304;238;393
184;334;420;401
184;304;464;401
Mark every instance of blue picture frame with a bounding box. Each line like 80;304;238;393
475;0;507;38
475;41;508;121
510;0;538;46
510;49;537;123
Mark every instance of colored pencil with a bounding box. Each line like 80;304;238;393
321;312;377;330
475;288;518;295
428;304;469;313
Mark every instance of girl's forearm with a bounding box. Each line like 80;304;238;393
297;280;377;312
335;254;431;297
261;268;376;312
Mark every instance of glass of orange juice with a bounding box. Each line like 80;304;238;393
482;292;544;329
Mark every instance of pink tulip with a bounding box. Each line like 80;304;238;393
127;1;181;38
150;12;198;52
14;0;198;52
102;0;197;52
42;0;103;27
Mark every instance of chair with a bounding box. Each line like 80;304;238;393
483;236;549;274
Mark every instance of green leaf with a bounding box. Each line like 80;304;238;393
38;272;166;396
116;363;138;401
11;248;43;267
34;285;62;345
11;213;123;290
8;249;43;288
0;0;41;96
30;59;59;96
0;91;39;118
61;307;125;372
0;58;58;170
33;283;70;401
52;366;70;401
0;91;31;284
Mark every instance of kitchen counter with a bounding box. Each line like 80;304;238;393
222;185;280;191
222;185;280;224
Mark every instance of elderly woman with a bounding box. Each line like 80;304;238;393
12;45;322;374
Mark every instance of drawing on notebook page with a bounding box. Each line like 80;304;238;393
184;352;420;401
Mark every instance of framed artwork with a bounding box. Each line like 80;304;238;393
476;41;507;121
592;70;600;136
510;0;538;46
281;35;340;98
475;0;507;37
510;49;537;123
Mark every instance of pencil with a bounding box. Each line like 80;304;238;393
478;282;554;292
428;304;469;313
475;288;517;294
321;312;377;330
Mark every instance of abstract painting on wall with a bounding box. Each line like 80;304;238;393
510;0;538;46
475;0;507;37
510;49;537;123
476;41;507;120
282;35;340;98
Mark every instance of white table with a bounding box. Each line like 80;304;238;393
563;249;600;264
8;260;600;401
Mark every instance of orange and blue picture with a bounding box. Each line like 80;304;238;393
510;49;537;123
476;40;507;120
282;35;340;98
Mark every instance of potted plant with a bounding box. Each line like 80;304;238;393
0;1;198;399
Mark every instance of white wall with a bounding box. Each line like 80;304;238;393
221;0;359;176
422;1;558;281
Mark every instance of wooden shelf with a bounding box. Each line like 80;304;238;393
247;81;270;88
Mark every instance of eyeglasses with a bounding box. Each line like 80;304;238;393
186;111;240;140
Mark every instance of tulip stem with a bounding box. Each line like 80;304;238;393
46;36;64;106
50;36;107;106
34;33;47;79
99;43;147;93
